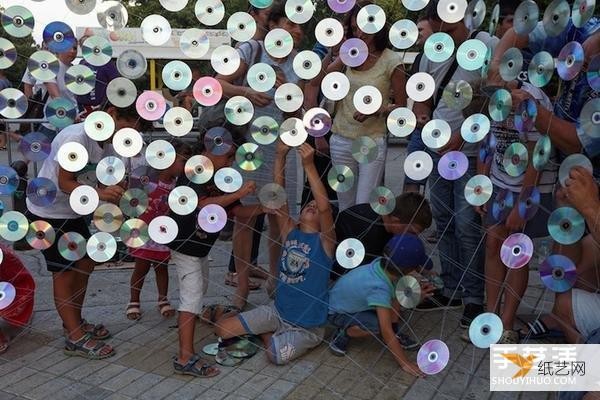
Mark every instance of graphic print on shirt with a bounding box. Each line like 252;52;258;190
280;238;312;284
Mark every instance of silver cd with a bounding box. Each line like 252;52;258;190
160;0;189;12
0;38;17;69
422;119;451;150
96;156;126;186
353;85;382;115
357;4;386;34
437;0;468;23
0;88;27;119
259;183;287;209
82;36;112;67
251;116;279;145
227;12;257;42
65;64;96;96
112;128;143;158
513;0;539;36
225;96;255;126
58;142;88;172
559;154;593;187
279;117;308;147
180;28;210;59
97;1;128;31
117;50;147;80
27;50;59;82
387;107;417;138
488;3;500;34
315;18;344;48
145;140;176;170
402;0;429;11
389;19;418;50
406;72;435;102
404;150;434;181
0;211;28;242
264;28;294;59
162;60;192;91
274;83;304;113
303;107;332;137
465;0;486;30
543;0;570;37
86;232;117;263
461;113;490;143
148;216;179;244
499;47;524;82
247;63;277;93
293;51;322;80
321;72;350;101
336;238;365;269
195;0;225;26
141;14;172;46
168;186;199;215
210;45;241;76
66;0;96;14
69;185;99;215
164;107;193;137
285;0;315;24
456;39;487;71
85;111;115;141
185;155;214;184
214;167;243;193
442;80;473;110
106;77;137;107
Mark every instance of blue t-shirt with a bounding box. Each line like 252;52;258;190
275;228;333;328
328;258;395;315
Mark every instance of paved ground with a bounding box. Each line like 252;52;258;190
0;141;559;399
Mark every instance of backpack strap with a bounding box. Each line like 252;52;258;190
240;40;262;87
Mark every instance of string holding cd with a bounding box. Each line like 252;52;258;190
148;216;179;244
162;60;192;91
168;186;199;215
141;14;172;46
258;183;287;209
0;38;17;69
500;233;534;269
543;0;570;37
540;254;577;293
369;186;396;216
214;167;243;193
0;88;28;119
96;156;126;186
58;232;87;261
417;339;450;375
558;153;593;187
120;218;149;249
180;28;210;59
404;151;434;181
117;49;147;80
513;0;539;36
93;203;124;233
315;18;344;48
227;12;257;42
197;204;227;233
97;1;129;31
395;275;421;309
464;175;493;206
1;5;34;38
336;238;365;270
106;77;137;108
185;155;214;184
194;76;223;106
87;232;117;263
389;20;418;50
548;206;585;245
327;165;355;193
26;177;57;208
195;0;225;26
469;312;503;349
58;142;88;172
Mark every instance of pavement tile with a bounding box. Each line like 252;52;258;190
64;360;110;380
30;349;68;371
84;364;128;387
23;376;72;400
51;382;94;400
255;379;296;400
138;377;187;400
325;368;357;394
100;368;145;391
118;373;164;398
170;382;213;400
3;371;54;395
280;360;318;383
302;364;341;388
79;387;116;400
48;355;88;375
232;373;277;399
0;391;17;400
103;394;133;400
211;368;255;393
372;379;409;400
285;383;321;400
0;367;37;389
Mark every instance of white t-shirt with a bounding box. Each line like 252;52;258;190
27;123;106;219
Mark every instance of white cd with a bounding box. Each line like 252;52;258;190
321;72;350;101
141;14;172;46
106;77;137;107
293;51;322;80
86;232;117;263
96;156;125;186
404;150;434;181
210;45;241;76
285;0;315;24
353;85;382;115
214;167;243;193
438;0;468;23
162;60;192;91
357;4;386;34
84;111;115;141
264;28;294;58
69;185;99;215
112;128;143;158
406;72;436;102
195;0;225;26
422;119;452;150
274;83;304;113
227;12;257;42
145;140;176;170
168;186;199;215
225;96;255;125
247;63;276;92
160;0;188;12
336;238;366;269
58;142;88;172
97;1;128;31
179;28;210;59
163;107;193;137
387;107;417;137
149;216;179;244
279;117;308;147
389;19;418;50
402;0;429;11
315;18;344;47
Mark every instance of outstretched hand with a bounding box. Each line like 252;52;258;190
298;143;315;167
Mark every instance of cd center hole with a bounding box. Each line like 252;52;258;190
175;118;182;125
432;129;440;138
337;174;345;182
417;83;424;90
69;153;77;161
368;16;374;22
513;247;521;256
207;7;213;13
333;83;339;89
41;63;48;69
296;6;303;12
326;29;333;35
68;242;77;251
7;221;17;231
36;231;44;239
239;24;245;29
364;96;372;104
429;352;438;362
554;269;564;279
118;89;126;96
350;49;358;56
482;325;490;334
7;99;15;107
215;137;223;145
225;177;232;184
346;249;354;257
276;40;282;46
125;139;132;145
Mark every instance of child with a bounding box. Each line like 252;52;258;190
214;141;336;365
126;140;192;320
328;234;435;378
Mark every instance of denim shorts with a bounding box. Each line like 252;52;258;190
328;310;380;334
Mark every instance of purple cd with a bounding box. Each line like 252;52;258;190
197;204;227;233
417;339;449;375
339;38;368;68
557;41;584;81
303;108;332;138
26;177;57;207
518;186;541;221
500;233;534;269
539;254;577;293
492;188;514;223
514;99;537;133
19;132;51;162
438;151;468;180
327;0;356;13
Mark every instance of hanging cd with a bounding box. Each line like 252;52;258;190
145;140;176;170
197;204;227;233
106;77;137;108
227;12;257;42
0;282;16;310
456;39;487;71
0;211;28;242
285;0;315;24
488;89;512;122
513;0;539;36
395;275;421;309
130;165;160;193
442;80;473;110
236;143;264;171
66;0;97;14
321;72;350;101
26;177;57;207
69;185;99;215
492;188;514;222
160;0;188;12
543;0;570;37
214;168;243;193
336;238;365;269
168;186;198;215
389;20;418;50
369;186;396;216
422;119;451;150
402;0;429;11
279;117;308;147
469;312;503;349
357;4;386;34
353;85;382;115
499;48;524;82
120;218;149;249
406;72;436;102
502;142;529;177
558;153;593;187
27;50;59;82
26;220;55;250
193;76;223;106
437;0;468;23
250;116;279;145
141;14;172;46
204;127;233;156
339;38;369;68
293;51;322;80
195;0;225;26
185;155;214;184
258;183;287;209
264;28;294;58
438;151;468;181
0;88;27;119
86;232;117;263
247;62;276;93
464;0;486;30
180;28;210;59
532;135;552;171
328;0;356;12
96;156;126;186
97;1;128;31
81;36;112;67
518;186;541;221
352;136;378;164
249;0;274;8
43;21;76;53
136;91;167;121
225;96;255;126
0;166;18;196
572;0;596;28
65;65;95;96
164;107;193;137
274;83;304;113
424;32;454;63
57;142;88;172
58;232;87;261
1;5;34;38
162;60;192;91
528;51;554;88
488;2;500;35
404;151;434;181
577;98;600;141
303;107;332;137
461;113;490;143
327;165;355;193
93;203;124;233
500;233;534;269
148;216;179;244
119;188;149;218
387;107;416;138
0;38;17;69
417;340;450;375
112;128;143;158
315;18;344;47
548;207;585;245
514;99;537;133
540;254;577;293
210;45;241;76
202;343;219;356
464;174;493;206
46;97;77;129
117;50;148;80
556;41;584;82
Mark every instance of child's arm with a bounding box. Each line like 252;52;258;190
231;204;264;219
197;181;256;209
58;168;123;203
271;140;296;239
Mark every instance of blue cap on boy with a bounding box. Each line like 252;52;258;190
383;234;433;271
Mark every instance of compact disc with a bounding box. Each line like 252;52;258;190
303;107;332;138
0;282;16;310
465;0;486;30
26;177;57;207
141;14;172;46
502;142;528;177
106;77;137;108
514;99;537;133
491;188;514;222
164;107;193;137
488;89;512;122
66;0;97;14
225;96;255;126
285;0;315;24
437;0;468;23
404;151;434;181
469;312;502;349
558;153;593;187
517;186;541;221
93;203;124;232
65;64;95;96
369;186;396;216
250;116;279;145
19;132;50;162
556;41;584;82
193;76;223;106
389;19;418;50
387;107;416;138
81;35;112;67
321;72;350;101
159;0;188;11
236;143;264;171
499;48;524;82
500;233;534;269
43;21;76;53
26;220;55;250
438;151;468;181
204;127;233;156
315;18;344;47
148;216;179;244
543;0;570;36
214;168;243;193
145;140;176;170
456;39;487;71
197;204;227;233
464;175;493;207
0;38;17;69
249;0;274;8
339;38;369;68
247;63;276;92
402;0;428;11
97;1;128;31
168;186;198;215
27;50;59;82
120;218;149;249
136;91;167;121
274;83;303;113
0;211;28;242
357;4;386;34
180;28;210;59
395;275;421;309
548;207;585;245
162;60;192;91
69;185;99;215
577;98;600;140
353;85;382;115
461;113;490;143
226;338;258;358
488;3;500;35
352;136;378;164
227;12;256;42
45;97;77;129
532;135;552;171
293;51;322;80
57;142;88;172
279;117;308;147
572;0;595;28
86;232;117;263
210;45;241;76
203;343;219;356
422;119;451;150
442;80;473;110
528;51;554;88
119;188;149;218
258;183;287;209
327;165;354;193
1;5;34;38
57;231;87;261
417;340;449;375
185;155;214;184
195;0;225;26
424;32;454;63
116;49;148;80
0;88;27;119
112;128;143;158
540;254;577;293
129;166;159;194
264;28;294;58
513;0;539;36
96;156;125;186
406;72;436;102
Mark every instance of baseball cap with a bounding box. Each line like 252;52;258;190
383;234;433;271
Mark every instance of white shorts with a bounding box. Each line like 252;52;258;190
171;250;209;315
572;288;600;338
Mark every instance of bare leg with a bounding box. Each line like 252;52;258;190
485;225;508;315
154;263;169;301
502;265;529;330
574;235;600;292
214;314;250;339
232;215;256;310
552;291;581;344
129;258;151;304
72;258;95;320
266;213;282;294
177;311;197;364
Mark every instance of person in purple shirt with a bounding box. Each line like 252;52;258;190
76;58;119;117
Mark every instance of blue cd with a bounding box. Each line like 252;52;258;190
26;177;57;207
492;188;514;223
461;113;490;143
557;41;584;81
548;206;585;245
0;166;18;196
19;132;51;162
204;127;233;156
514;99;537;133
424;32;454;63
45;97;77;129
489;89;512;122
456;39;487;71
42;21;76;53
528;51;555;88
518;186;541;221
539;254;577;293
469;312;503;349
587;54;600;91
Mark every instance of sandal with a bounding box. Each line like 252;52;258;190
224;272;261;290
521;319;564;339
173;354;220;378
200;304;241;324
158;300;176;318
0;331;9;355
126;302;142;321
62;319;111;340
64;332;115;360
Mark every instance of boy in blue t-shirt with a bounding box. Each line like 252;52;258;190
328;234;435;378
